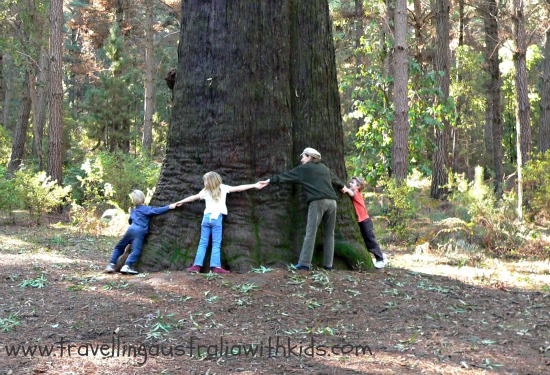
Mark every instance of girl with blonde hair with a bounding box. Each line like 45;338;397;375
177;172;261;273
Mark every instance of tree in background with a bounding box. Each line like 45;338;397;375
84;23;134;152
391;0;410;182
140;0;368;272
47;0;64;185
430;0;452;199
142;0;154;156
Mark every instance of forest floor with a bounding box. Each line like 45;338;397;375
0;213;549;375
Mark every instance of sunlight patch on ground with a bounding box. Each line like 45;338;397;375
390;252;550;290
0;234;34;250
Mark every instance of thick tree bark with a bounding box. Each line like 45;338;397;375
391;0;409;181
7;72;32;174
539;27;550;154
140;0;367;272
47;0;64;185
430;0;451;199
142;0;154;156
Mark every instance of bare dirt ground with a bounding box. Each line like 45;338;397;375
0;217;549;375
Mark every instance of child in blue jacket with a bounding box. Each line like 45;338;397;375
105;190;177;275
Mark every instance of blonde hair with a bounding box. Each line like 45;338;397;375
351;176;366;191
130;190;146;205
203;172;223;202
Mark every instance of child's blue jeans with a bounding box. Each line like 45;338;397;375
110;226;147;267
193;213;223;268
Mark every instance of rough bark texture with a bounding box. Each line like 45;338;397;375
47;0;64;185
540;27;550;155
391;0;409;181
7;72;32;174
483;0;503;194
430;0;451;199
139;0;368;272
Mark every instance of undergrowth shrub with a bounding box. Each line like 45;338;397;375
381;177;417;238
14;168;71;224
448;166;530;257
66;152;160;212
0;167;18;223
522;152;550;223
0;126;11;166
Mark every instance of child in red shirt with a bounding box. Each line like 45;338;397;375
341;176;387;268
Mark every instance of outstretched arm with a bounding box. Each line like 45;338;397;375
176;193;201;206
227;182;262;193
341;186;355;197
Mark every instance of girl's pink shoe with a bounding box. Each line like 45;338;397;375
187;265;201;273
211;267;230;274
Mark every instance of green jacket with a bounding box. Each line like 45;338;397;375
270;162;345;204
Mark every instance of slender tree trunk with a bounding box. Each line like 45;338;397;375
452;0;465;175
512;0;532;164
142;0;154;157
483;0;504;195
412;0;424;67
430;0;451;199
512;0;532;220
0;53;3;118
7;72;32;174
141;0;367;272
47;0;64;184
30;47;49;171
384;0;395;102
539;27;550;154
391;0;409;181
3;53;13;129
352;0;364;133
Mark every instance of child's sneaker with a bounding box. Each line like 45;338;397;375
104;263;116;273
186;265;201;273
211;267;230;274
374;260;385;269
293;264;310;271
120;265;138;274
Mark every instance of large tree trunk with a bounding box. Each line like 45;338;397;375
7;72;32;174
430;0;451;199
47;0;64;185
540;27;550;155
142;0;154;157
391;0;409;181
140;0;367;272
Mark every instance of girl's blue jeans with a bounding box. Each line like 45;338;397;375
193;213;223;268
110;227;147;267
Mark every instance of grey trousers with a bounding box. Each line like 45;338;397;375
298;199;337;267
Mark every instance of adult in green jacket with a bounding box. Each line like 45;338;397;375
259;147;345;270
